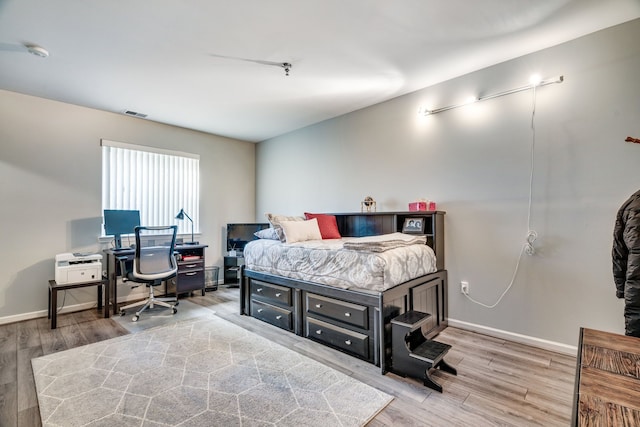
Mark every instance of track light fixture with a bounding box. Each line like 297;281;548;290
281;62;292;76
419;75;564;116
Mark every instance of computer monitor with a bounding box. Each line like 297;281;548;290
104;209;141;249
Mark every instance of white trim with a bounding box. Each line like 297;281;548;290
0;302;98;325
100;139;200;159
448;318;578;356
0;309;48;325
98;232;202;246
0;280;224;326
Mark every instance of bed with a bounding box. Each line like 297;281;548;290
240;211;447;374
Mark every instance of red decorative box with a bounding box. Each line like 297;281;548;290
409;201;427;211
409;201;436;211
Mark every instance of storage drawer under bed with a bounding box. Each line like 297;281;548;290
251;299;293;331
306;293;368;329
305;317;369;359
251;280;292;306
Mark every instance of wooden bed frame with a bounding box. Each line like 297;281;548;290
240;211;447;374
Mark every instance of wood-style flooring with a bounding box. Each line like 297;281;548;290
0;287;576;426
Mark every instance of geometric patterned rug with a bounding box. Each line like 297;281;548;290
32;309;393;426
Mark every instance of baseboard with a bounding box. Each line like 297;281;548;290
1;279;226;326
448;318;577;356
0;301;100;326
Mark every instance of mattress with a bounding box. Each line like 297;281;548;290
243;235;437;292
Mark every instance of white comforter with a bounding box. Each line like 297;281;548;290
243;234;437;292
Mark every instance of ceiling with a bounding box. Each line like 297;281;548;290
1;1;639;142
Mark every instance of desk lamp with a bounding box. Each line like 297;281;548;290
175;208;198;244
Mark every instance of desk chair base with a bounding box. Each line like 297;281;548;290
119;284;177;322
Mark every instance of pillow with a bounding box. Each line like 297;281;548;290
280;218;322;243
253;227;279;240
265;213;305;242
304;212;342;239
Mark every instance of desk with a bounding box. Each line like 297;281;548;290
104;244;207;314
572;327;640;425
48;279;109;329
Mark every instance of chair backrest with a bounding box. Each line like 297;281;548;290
132;225;178;281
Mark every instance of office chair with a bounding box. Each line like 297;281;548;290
118;225;178;322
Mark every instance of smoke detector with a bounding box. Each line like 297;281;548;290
25;44;49;58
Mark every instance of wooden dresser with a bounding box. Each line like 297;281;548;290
572;327;640;425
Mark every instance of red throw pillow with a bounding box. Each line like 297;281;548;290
304;213;342;239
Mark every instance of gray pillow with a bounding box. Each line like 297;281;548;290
254;227;279;240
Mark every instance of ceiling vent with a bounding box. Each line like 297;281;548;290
123;110;148;118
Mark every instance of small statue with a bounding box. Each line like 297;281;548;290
361;196;376;212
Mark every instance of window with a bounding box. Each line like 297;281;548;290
101;139;200;237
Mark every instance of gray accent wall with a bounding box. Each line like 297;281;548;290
0;91;256;319
256;19;640;347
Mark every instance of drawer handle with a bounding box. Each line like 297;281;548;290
345;340;352;346
186;272;197;276
257;308;263;313
185;264;197;268
315;304;322;308
275;292;281;297
275;315;282;320
316;329;322;335
344;312;351;317
257;288;263;292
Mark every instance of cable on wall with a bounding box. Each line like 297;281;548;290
463;81;543;309
57;291;68;313
55;290;99;314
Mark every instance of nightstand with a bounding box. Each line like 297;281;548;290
224;256;244;286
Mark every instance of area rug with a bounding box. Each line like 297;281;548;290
32;312;393;426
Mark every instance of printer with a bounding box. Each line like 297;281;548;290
55;252;103;284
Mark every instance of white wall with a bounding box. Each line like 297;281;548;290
0;90;256;320
256;19;640;348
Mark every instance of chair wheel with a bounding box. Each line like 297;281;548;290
172;308;177;314
175;301;179;306
132;315;139;322
119;310;125;316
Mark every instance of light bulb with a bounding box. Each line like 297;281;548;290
418;106;431;116
529;74;542;86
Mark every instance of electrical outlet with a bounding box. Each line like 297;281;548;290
460;281;469;295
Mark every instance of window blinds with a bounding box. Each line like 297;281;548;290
101;139;200;236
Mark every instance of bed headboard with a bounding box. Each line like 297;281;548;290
331;211;445;271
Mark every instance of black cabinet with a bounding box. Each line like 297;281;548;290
177;245;207;295
169;245;208;296
176;258;205;294
224;256;244;286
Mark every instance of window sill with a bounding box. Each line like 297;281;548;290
98;233;202;248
